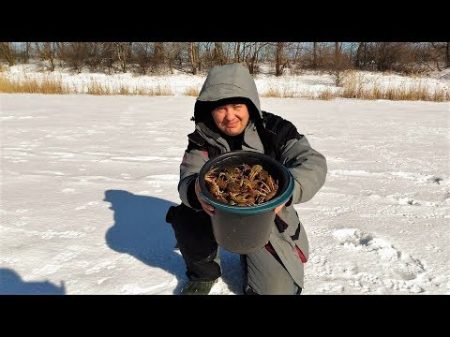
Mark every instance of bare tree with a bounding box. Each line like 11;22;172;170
133;42;152;74
290;43;304;68
100;43;116;73
370;42;416;72
447;42;450;68
20;42;32;63
165;42;185;72
115;42;133;73
302;42;323;70
312;42;318;69
177;43;187;70
0;42;16;66
65;42;89;72
244;42;268;74
234;42;241;63
213;42;226;65
334;42;342;64
236;42;253;66
35;42;58;71
246;43;258;74
151;42;165;72
200;42;213;68
189;42;199;75
333;42;344;86
432;42;450;69
355;42;366;69
241;43;249;63
274;42;289;76
84;43;103;72
413;43;436;72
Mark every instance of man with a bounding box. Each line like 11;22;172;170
167;63;327;294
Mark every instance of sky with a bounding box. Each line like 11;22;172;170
1;93;448;294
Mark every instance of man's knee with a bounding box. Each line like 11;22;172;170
166;204;217;259
247;278;300;295
242;252;301;295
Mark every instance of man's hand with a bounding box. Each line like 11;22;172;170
195;177;215;216
274;204;284;214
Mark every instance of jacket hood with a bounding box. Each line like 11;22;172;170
193;63;262;123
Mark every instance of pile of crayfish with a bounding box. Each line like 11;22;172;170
204;164;279;206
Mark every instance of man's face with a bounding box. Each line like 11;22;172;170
211;103;250;136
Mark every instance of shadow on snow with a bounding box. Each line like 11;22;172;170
0;268;65;295
104;189;243;295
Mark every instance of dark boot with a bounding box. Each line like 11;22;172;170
181;279;217;295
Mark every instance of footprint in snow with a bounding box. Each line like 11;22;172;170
332;228;425;281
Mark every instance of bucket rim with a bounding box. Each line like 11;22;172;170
198;151;294;215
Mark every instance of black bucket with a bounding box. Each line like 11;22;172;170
198;151;294;254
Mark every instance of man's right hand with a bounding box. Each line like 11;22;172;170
195;177;215;216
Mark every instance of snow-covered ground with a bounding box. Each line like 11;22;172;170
1;94;449;294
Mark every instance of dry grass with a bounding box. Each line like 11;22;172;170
316;89;336;100
184;86;200;96
341;72;449;101
282;87;296;98
87;81;110;95
260;79;449;101
1;71;448;101
88;83;173;96
135;88;149;95
261;86;282;97
432;87;449;102
119;86;131;95
0;74;68;94
0;74;175;96
146;85;173;96
261;86;297;98
263;85;339;100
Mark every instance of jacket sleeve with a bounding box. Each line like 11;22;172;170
280;126;327;204
178;145;210;209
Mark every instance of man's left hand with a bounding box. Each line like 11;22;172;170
274;204;284;214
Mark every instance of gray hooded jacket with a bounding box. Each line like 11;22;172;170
178;63;327;288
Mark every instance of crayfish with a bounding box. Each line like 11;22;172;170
204;163;279;206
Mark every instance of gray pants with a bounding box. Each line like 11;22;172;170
242;247;302;295
168;204;302;294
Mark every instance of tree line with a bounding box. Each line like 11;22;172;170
1;42;449;75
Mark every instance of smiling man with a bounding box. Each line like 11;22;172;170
211;103;250;136
167;63;327;295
